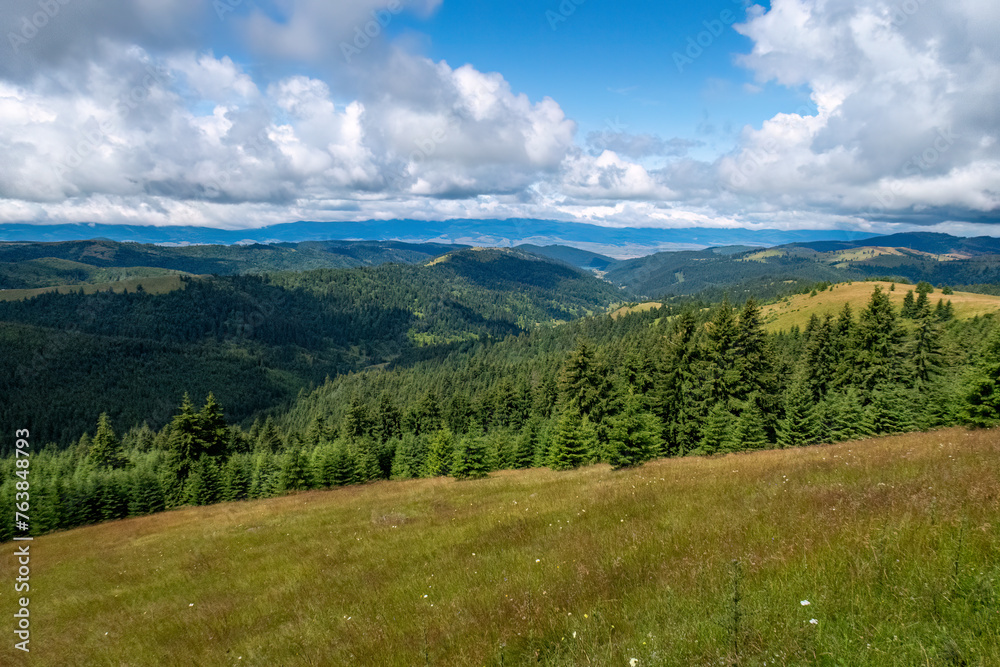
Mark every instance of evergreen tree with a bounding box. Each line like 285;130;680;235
731;400;769;451
803;314;837;402
855;286;906;392
88;413;128;470
963;332;1000;427
197;393;229;458
331;441;357;486
778;381;817;448
697;401;734;455
606;390;661;468
255;417;284;453
910;312;943;386
222;455;251;501
375;392;403;443
704;299;740;403
353;438;382;483
424;428;454;477
548;410;588;471
559;338;602;418
279;448;314;491
452;430;489;480
901;290;916;318
513;416;541;469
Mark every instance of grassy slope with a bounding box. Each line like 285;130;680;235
0;274;189;302
5;428;998;666
761;281;1000;331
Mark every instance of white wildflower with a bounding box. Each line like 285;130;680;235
800;600;810;606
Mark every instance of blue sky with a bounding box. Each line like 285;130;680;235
0;0;998;236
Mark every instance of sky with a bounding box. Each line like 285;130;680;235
0;0;998;236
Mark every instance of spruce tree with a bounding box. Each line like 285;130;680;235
279;448;313;491
963;332;1000;427
606;390;661;468
778;381;817;448
698;401;734;455
353;438;382;483
424;428;454;477
731;401;769;451
452;431;489;480
855;286;906;392
548;410;588;470
88;413;128;470
514;416;541;469
198;393;229;458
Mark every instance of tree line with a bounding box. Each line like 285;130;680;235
1;284;998;541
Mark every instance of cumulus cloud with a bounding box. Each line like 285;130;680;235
0;0;998;233
721;0;1000;222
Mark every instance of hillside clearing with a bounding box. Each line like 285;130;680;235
4;428;998;666
0;274;191;302
761;281;1000;331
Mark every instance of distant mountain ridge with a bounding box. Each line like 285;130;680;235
0;219;880;255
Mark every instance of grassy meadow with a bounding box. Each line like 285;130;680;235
4;427;999;666
761;281;1000;331
0;274;190;302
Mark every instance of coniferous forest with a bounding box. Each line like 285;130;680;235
2;243;999;542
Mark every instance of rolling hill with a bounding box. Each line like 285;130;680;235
607;233;1000;299
0;249;623;446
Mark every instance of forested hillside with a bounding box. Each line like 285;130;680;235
0;249;622;447
607;233;1000;298
0;239;463;289
3;278;1000;542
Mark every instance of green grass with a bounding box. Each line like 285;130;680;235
4;427;999;665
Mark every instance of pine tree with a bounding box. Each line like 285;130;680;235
198;393;229;458
424;428;454;477
910;312;943;387
698;401;734;455
606;390;661;468
222;455;251;501
855;286;906;392
559;338;602;418
452;430;489;480
803;314;837;401
331;440;357;486
255;416;284;453
705;299;740;403
778;381;817;448
901;290;916;318
279;448;313;491
731;401;769;451
354;438;382;483
514;416;541;469
963;332;1000;427
548;410;588;470
375;392;403;443
88;413;128;469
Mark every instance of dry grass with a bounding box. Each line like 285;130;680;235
0;275;189;302
2;428;998;665
761;281;1000;331
609;302;664;319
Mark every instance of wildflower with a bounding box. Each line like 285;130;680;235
535;559;541;563
629;659;639;666
810;619;818;625
800;600;810;606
